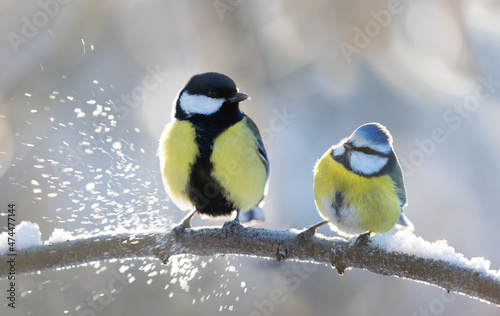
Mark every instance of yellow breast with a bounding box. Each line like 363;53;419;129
313;149;401;234
211;120;267;212
159;120;199;210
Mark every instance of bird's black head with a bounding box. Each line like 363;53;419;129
185;72;237;99
175;72;248;119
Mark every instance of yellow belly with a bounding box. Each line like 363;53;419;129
159;119;267;213
313;149;401;234
211;120;267;212
159;120;199;210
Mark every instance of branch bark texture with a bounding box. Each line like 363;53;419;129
0;226;498;305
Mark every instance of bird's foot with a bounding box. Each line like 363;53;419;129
173;210;197;236
173;222;190;236
354;232;371;247
222;219;243;237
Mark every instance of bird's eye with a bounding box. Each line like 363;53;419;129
208;90;219;98
356;146;380;156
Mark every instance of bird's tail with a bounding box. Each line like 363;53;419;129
239;206;265;224
395;213;414;232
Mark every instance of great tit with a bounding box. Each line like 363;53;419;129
158;72;269;233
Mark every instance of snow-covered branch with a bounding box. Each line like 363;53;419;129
0;226;499;306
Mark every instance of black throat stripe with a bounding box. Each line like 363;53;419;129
182;104;244;217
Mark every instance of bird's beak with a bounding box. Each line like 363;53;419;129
229;92;248;103
343;142;354;150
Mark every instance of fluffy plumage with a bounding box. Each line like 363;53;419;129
159;72;269;223
314;123;413;236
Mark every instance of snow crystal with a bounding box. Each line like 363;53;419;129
372;230;500;279
85;182;95;191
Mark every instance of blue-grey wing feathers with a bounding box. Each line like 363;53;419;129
389;159;407;208
390;158;414;230
243;115;269;175
240;115;269;223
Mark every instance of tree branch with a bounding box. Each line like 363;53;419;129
1;226;499;305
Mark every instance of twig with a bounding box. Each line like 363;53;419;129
0;226;498;305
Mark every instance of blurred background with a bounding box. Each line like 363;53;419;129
1;0;500;315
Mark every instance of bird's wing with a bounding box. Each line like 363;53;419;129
389;159;407;208
241;115;270;219
243;115;269;176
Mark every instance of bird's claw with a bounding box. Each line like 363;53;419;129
354;232;371;247
172;210;197;237
222;219;243;237
173;222;191;236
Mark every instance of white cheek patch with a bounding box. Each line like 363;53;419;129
179;92;225;115
349;151;388;175
332;144;345;157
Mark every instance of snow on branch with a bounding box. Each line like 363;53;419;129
0;225;499;306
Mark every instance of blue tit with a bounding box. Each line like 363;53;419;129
158;72;269;231
313;122;413;238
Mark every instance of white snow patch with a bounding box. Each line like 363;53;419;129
16;222;42;249
46;228;76;244
0;222;146;254
372;230;500;279
0;221;42;253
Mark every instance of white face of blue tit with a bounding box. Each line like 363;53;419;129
332;139;347;157
349;151;389;175
333;141;345;157
178;91;226;116
335;123;395;176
